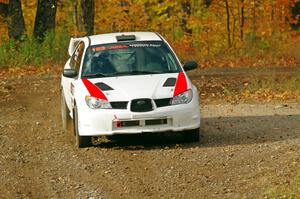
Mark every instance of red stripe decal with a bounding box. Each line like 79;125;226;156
173;72;187;96
82;79;108;101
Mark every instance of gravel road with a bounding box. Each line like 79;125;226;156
1;74;300;198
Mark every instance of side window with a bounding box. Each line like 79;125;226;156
70;42;85;74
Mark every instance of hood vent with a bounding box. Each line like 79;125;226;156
163;78;176;87
116;35;136;41
95;82;113;91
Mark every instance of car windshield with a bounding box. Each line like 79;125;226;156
81;41;181;78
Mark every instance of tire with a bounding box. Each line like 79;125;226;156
74;105;92;148
183;128;200;143
61;89;72;130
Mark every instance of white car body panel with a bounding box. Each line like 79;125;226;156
88;32;162;46
86;74;180;100
61;32;200;136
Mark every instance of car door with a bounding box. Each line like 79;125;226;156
62;42;85;111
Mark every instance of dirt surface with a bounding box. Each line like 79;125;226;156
1;73;300;199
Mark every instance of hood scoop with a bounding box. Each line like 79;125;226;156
163;78;177;87
95;82;114;91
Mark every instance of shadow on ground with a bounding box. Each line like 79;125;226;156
92;132;192;149
199;114;300;147
92;114;300;149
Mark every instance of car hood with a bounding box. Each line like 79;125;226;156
82;73;188;101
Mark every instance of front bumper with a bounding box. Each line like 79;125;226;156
77;97;200;136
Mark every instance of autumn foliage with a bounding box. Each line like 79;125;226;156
0;0;299;68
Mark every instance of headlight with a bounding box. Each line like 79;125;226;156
85;96;112;109
171;89;193;105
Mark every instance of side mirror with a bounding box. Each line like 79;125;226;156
183;61;198;71
63;69;77;78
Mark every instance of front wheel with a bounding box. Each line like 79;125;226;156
74;105;92;148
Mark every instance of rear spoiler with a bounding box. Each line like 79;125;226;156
68;37;82;56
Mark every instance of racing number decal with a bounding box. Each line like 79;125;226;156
173;72;187;96
82;79;108;100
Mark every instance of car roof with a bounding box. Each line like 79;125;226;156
88;32;162;46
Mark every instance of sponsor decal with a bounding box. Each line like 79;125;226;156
129;43;161;48
92;45;129;52
91;43;161;52
82;79;108;101
173;72;187;96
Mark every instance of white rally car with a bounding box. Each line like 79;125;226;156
61;32;200;147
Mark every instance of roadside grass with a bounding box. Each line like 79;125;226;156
0;28;299;69
234;69;300;102
263;171;300;199
0;29;69;68
195;67;300;104
0;28;299;103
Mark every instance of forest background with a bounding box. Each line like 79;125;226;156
0;0;299;69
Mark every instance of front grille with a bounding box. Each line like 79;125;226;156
110;101;128;109
120;120;140;127
130;98;153;112
112;118;169;129
145;119;167;126
154;98;172;108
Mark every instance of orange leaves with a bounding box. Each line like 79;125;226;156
0;0;8;4
94;0;149;33
171;36;197;62
0;0;298;69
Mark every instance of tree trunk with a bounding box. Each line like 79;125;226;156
290;1;300;30
224;0;231;48
252;0;257;38
180;1;192;35
33;0;57;41
240;0;244;41
2;0;25;40
73;0;79;30
80;0;94;35
0;3;8;17
232;13;236;47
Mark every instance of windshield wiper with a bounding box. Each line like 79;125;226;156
112;70;160;76
82;73;111;78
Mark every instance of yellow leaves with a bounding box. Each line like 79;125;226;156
215;88;296;103
275;91;291;100
243;89;294;102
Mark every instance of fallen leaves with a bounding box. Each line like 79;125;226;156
241;89;296;102
194;69;300;104
0;65;62;77
197;56;300;69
